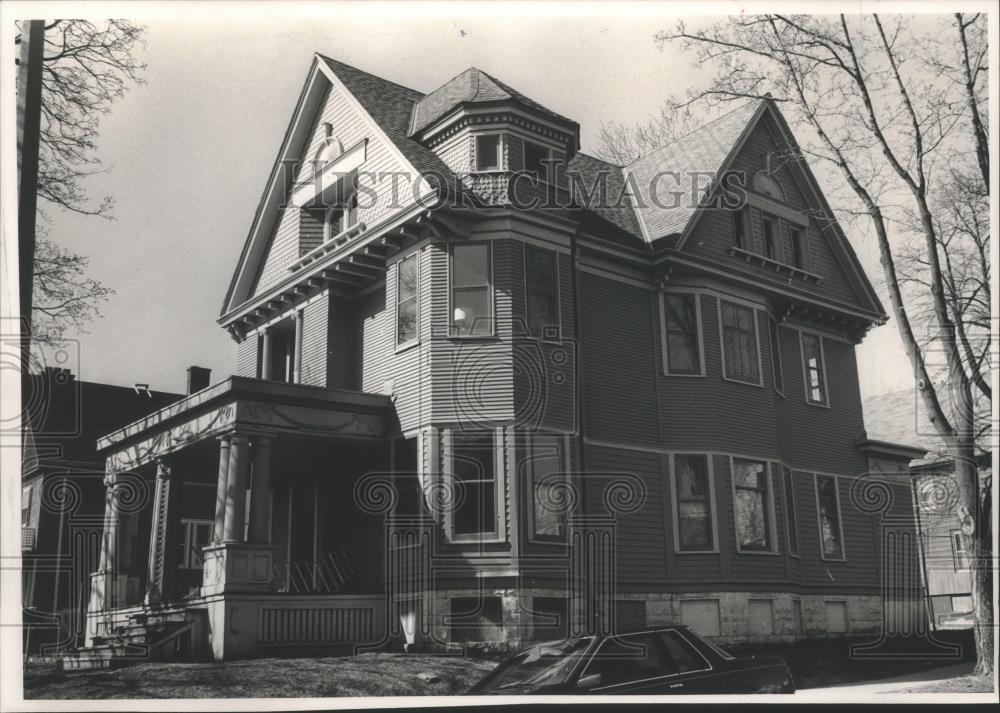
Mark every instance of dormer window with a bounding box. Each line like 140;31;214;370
476;134;502;171
325;194;358;241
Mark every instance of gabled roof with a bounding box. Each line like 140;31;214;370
566;152;643;239
624;99;764;242
409;67;577;136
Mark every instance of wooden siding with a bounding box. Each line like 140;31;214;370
250;83;421;298
236;335;258;378
299;293;331;388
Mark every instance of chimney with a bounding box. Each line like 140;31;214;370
187;366;211;395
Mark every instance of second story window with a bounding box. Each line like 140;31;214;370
261;316;298;383
476;134;502;171
396;253;419;346
719;300;761;385
524;244;559;338
662;293;703;375
801;332;828;405
451;243;493;336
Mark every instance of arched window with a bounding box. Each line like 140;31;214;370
753;172;784;201
324;194;357;241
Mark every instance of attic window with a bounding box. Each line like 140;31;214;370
325;194;358;241
476;135;502;171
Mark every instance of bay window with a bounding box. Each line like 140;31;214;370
451;431;499;538
396;252;418;346
733;458;774;552
801;332;828;405
719;300;761;385
451;243;493;336
662;293;703;375
672;454;715;552
525;433;568;541
524;244;559;339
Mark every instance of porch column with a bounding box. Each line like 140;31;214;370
261;328;273;381
248;435;273;544
97;472;120;577
144;459;179;606
222;434;252;542
213;436;232;544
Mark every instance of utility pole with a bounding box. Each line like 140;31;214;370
17;19;45;359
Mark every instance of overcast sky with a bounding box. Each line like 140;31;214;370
35;3;916;397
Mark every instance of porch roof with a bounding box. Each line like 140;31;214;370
97;377;391;471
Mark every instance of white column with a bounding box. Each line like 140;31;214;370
213;436;232;544
223;435;252;543
97;472;119;575
247;435;273;544
145;459;176;605
261;329;273;381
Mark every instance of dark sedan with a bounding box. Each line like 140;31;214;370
467;625;795;695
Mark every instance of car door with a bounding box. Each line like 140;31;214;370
576;632;681;694
652;629;719;693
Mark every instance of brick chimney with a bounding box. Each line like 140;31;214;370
187;366;211;394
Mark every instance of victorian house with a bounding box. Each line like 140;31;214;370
74;55;928;665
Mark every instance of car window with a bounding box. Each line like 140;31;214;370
582;633;668;687
658;630;709;673
481;638;591;691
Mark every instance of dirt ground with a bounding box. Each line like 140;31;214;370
23;652;498;699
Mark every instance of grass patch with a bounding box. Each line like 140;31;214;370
895;675;993;694
24;653;497;699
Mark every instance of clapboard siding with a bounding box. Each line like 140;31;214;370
327;295;359;390
299;293;330;387
251;83;421;298
236;336;258;378
579;272;659;443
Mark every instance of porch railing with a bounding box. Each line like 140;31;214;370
272;547;357;594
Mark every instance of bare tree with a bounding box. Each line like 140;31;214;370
617;14;992;673
15;20;144;350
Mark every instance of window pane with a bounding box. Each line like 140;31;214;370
524;142;548;178
453;433;496;536
455;482;496;535
476;135;500;171
397;299;417;344
665;294;701;374
734;459;766;489
658;631;705;674
453;287;491;335
817;476;842;557
679;502;711;548
453;244;489;286
802;333;826;404
525;246;558;337
453;435;494;482
530;436;566;539
732;208;746;249
762;217;778;260
735;459;770;550
398;255;417;300
721;302;759;383
585;634;667;686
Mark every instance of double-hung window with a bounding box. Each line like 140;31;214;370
396;252;419;346
733;458;774;552
451;432;499;538
801;332;828;405
662;293;703;375
524;245;559;339
525;433;568;541
762;216;779;260
719;300;761;385
815;475;845;559
672;454;715;552
451;243;493;336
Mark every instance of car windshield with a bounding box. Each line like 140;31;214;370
481;638;592;690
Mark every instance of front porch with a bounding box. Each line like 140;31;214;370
85;377;394;661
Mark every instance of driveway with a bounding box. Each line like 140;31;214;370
800;661;976;695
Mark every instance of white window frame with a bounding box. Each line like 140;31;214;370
522;242;562;341
799;329;831;407
475;133;504;172
717;298;764;387
395;250;420;350
951;530;970;571
448;241;495;338
178;518;214;569
659;291;706;377
813;473;847;562
767;315;784;396
669;453;719;554
782;465;799;558
730;456;780;555
525;432;571;544
443;427;505;544
323;194;358;242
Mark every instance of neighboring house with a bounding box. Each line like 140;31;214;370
21;367;183;654
863;389;992;630
77;55;927;664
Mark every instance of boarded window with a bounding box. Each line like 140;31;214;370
783;466;799;556
816;475;844;559
749;600;774;636
734;458;772;551
663;294;702;375
396;253;419;345
720;301;760;384
825;601;848;633
452;432;497;537
680;599;720;637
674;454;713;551
450;596;503;642
524;245;559;338
801;332;827;405
451;243;492;336
476;135;501;171
768;316;784;394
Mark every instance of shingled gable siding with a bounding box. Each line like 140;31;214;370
251;83;421;299
682;119;863;309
